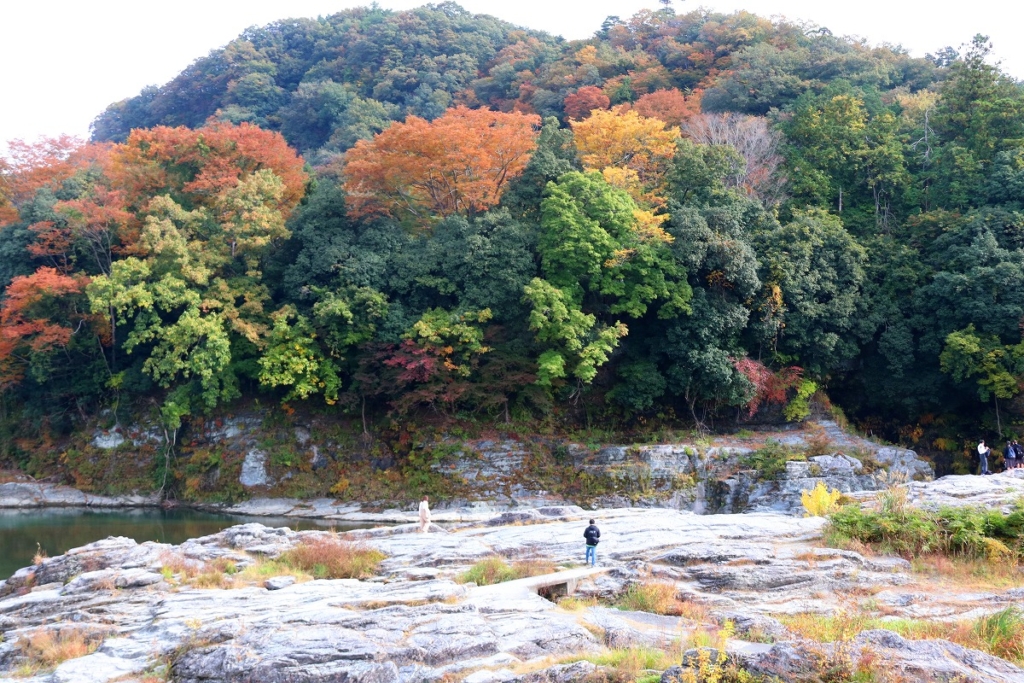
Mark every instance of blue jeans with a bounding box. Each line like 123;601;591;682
586;545;596;566
980;452;990;474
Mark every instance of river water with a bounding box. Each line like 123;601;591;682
0;507;379;580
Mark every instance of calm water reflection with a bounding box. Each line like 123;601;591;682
0;507;380;580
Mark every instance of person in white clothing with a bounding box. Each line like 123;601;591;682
418;495;431;532
977;440;992;475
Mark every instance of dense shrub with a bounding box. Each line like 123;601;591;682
801;481;843;517
742;441;804;480
827;500;1024;560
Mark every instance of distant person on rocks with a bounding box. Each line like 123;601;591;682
1005;441;1016;472
978;440;992;475
1014;441;1023;469
584;519;600;567
418;496;431;533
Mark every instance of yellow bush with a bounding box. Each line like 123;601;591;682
983;537;1012;561
802;481;843;517
673;622;737;683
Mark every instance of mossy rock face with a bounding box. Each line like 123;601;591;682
702;478;749;515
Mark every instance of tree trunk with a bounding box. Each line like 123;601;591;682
159;427;177;501
995;395;1003;437
361;394;368;435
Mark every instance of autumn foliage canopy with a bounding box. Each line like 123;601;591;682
563;86;611;120
630;88;703;128
0;123;307;410
341;106;541;226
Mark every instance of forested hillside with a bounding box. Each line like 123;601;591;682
2;2;1024;475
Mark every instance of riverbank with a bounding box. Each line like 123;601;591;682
3;475;1024;682
0;480;161;509
0;507;382;581
1;419;935;522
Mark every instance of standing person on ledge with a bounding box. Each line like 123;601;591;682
978;440;992;475
418;495;431;533
584;519;600;567
1005;441;1016;472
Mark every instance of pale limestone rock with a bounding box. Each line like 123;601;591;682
3;504;1024;683
91;430;125;449
264;576;295;590
238;449;269;488
113;568;163;589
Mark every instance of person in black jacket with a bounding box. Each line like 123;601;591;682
584;519;600;567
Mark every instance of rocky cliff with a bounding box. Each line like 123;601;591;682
9;419;933;521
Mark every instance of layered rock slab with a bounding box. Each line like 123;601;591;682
1;506;1023;682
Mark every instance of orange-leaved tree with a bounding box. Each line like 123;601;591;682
563;86;611;120
630;88;703;128
0;136;109;228
341;106;541;227
0;268;91;391
108;122;307;216
28;187;135;276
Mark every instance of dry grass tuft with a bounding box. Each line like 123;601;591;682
616;582;680;616
673;598;711;624
15;627;103;675
803;431;838;457
158;552;207;581
282;536;385;579
557;595;599;611
780;608;1024;664
233;557;311;584
158;537;383;588
91;573;117;591
591;646;674;682
158;552;235;589
514;646;673;683
910;554;1024;591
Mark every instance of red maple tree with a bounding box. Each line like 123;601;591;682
0;268;90;388
564;86;611;120
733;357;803;417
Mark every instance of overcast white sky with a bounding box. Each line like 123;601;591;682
1;0;1021;146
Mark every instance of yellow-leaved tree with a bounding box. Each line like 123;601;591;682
569;108;679;207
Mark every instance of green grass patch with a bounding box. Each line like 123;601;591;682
741;440;804;480
456;556;554;586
